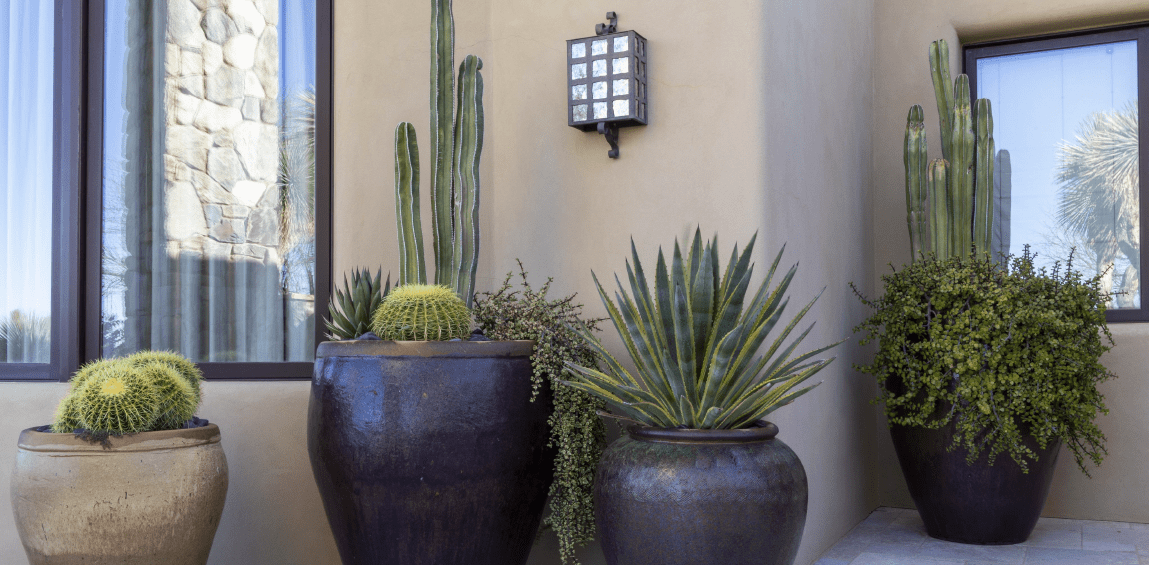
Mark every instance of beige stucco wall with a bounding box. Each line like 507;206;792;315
872;0;1149;520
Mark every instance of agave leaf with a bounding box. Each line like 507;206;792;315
719;297;789;402
654;247;676;360
569;318;641;389
725;361;832;428
591;271;657;387
678;393;697;427
613;277;669;384
698;323;746;411
699;405;723;428
691;240;715;378
700;264;753;378
687;227;703;291
559;378;662;425
670;281;696;406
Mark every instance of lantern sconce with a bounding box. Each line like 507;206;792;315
567;12;648;158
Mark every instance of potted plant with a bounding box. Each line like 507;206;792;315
852;38;1116;545
562;229;844;565
855;250;1114;544
10;351;227;565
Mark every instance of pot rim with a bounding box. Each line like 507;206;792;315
626;421;779;444
17;423;222;453
316;339;535;359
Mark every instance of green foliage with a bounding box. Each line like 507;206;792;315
326;268;391;340
51;352;204;437
852;249;1115;474
564;228;843;429
371;284;471;341
395;0;484;307
473;262;605;565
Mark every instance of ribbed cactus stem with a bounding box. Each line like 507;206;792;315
905;105;928;261
993;149;1012;258
929;40;954;163
974;98;995;256
929;159;950;257
395;122;426;285
950;75;975;258
452;55;483;307
430;0;456;285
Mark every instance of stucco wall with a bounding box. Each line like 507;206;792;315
871;0;1149;521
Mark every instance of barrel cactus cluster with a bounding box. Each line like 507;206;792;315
51;351;203;436
905;39;1010;262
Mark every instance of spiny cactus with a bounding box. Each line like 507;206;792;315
139;362;198;430
127;350;204;406
904;39;1010;262
74;364;160;436
371;284;472;341
51;351;204;436
395;0;484;307
326;268;391;340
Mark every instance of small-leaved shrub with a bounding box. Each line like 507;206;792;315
853;249;1115;474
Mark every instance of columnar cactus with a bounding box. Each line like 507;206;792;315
904;39;1010;262
371;284;472;341
395;0;484;307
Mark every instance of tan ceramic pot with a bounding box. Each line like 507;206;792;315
10;424;228;565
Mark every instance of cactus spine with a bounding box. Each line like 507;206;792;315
905;39;1008;262
371;284;472;341
395;0;483;307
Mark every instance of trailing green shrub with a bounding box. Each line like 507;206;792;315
853;249;1115;473
371;284;471;341
473;262;605;565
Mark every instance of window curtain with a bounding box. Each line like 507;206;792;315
0;0;53;363
109;0;313;362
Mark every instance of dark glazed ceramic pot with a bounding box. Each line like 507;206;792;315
595;422;807;565
890;419;1061;544
307;340;551;565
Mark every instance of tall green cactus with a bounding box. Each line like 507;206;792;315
395;0;484;308
904;39;1008;262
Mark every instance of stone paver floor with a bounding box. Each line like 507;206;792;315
816;507;1149;565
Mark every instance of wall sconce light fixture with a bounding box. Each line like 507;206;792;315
567;12;647;158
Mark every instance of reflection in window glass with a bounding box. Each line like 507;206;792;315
102;0;317;361
0;1;54;363
977;41;1140;308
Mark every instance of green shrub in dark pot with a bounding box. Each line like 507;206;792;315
562;228;844;565
853;248;1115;544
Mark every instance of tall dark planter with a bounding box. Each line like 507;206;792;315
890;420;1061;544
595;422;807;565
307;340;552;565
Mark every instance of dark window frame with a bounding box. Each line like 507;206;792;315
0;0;332;381
965;22;1149;323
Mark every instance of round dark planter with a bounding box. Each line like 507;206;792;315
890;419;1061;544
307;340;552;565
595;422;807;565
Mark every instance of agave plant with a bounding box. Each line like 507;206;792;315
563;229;843;429
325;268;391;340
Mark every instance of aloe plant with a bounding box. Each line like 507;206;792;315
563;229;843;429
395;0;483;308
326;268;391;340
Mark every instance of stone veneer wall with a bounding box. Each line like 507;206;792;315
163;0;281;259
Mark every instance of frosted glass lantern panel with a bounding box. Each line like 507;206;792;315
571;43;586;58
571;63;587;80
613;99;630;117
592;40;608;56
573;104;588;121
614;36;628;53
613;57;629;75
572;84;587;100
593;81;607;99
613;79;629;96
592;59;607;77
593;102;607;119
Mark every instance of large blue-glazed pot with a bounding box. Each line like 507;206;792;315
595;422;808;565
307;340;551;565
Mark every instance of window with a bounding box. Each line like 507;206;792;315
966;24;1149;322
0;0;331;381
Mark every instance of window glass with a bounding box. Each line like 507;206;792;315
976;41;1140;309
101;0;317;361
0;1;54;363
